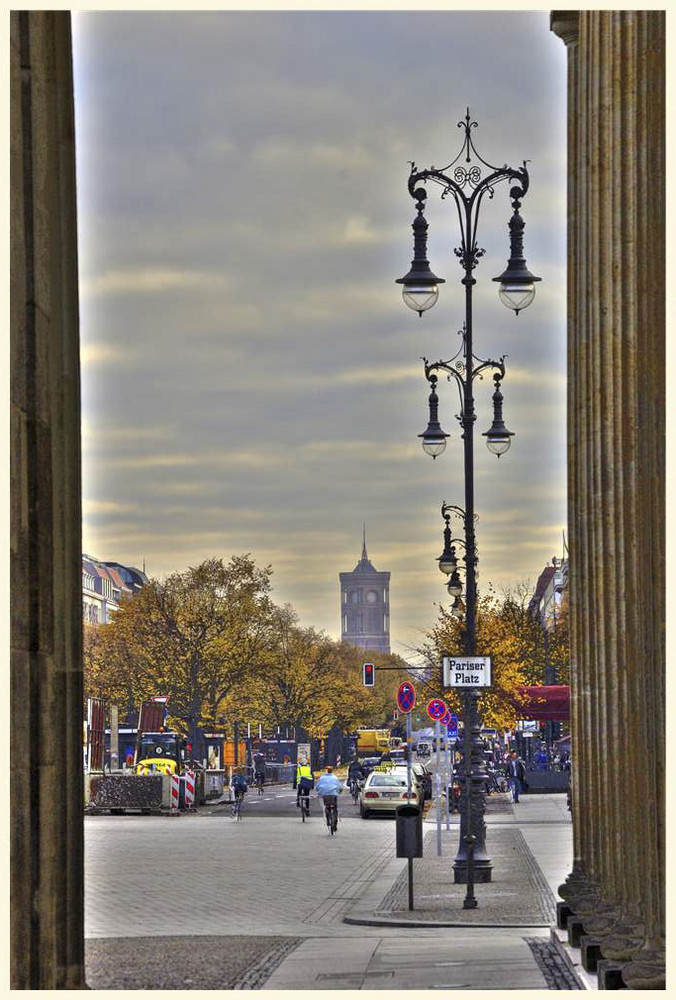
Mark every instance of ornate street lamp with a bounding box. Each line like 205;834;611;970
396;187;445;316
483;373;514;457
398;110;540;903
419;375;449;458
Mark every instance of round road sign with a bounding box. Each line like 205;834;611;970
396;681;416;714
426;697;448;721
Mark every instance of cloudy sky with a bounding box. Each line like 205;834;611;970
72;10;568;658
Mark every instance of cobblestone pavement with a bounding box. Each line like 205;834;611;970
85;935;303;990
85;793;574;989
85;808;398;938
524;937;583;989
377;827;557;924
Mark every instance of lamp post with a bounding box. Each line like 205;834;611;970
397;110;540;891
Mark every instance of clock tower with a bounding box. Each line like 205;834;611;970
339;528;391;653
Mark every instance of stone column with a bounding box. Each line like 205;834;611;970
10;11;86;988
550;10;665;989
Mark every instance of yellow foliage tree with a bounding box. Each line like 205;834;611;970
83;556;277;742
224;605;411;737
419;588;561;730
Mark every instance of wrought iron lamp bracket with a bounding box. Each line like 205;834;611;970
407;110;530;275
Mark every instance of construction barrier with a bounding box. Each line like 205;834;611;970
185;770;196;808
204;770;225;799
170;774;180;812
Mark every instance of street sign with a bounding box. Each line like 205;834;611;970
448;714;458;739
396;681;416;714
440;709;451;726
426;697;448;721
442;654;492;688
362;662;375;687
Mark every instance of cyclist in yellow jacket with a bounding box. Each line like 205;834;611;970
295;758;314;807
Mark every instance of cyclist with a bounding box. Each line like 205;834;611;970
295;757;315;809
230;770;248;817
253;752;266;791
314;766;343;831
347;757;364;801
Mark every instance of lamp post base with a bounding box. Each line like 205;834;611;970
453;862;493;884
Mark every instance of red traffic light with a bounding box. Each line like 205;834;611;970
362;662;375;687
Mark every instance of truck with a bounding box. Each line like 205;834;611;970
135;730;187;775
356;729;391;757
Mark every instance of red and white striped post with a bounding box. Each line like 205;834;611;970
185;769;195;809
170;773;180;812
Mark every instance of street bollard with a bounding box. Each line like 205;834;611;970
170;774;180;812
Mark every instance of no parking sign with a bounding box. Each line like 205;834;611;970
426;698;448;721
396;681;416;714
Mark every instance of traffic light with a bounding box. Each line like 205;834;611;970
362;662;375;686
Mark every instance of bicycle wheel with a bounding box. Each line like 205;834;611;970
332;809;338;834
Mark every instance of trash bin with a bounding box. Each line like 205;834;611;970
396;804;423;858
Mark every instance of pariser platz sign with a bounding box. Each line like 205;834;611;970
442;654;492;689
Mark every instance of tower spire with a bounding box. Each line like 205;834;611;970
362;523;367;560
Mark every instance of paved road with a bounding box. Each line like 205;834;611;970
84;782;572;989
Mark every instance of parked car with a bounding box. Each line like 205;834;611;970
359;756;382;779
359;770;419;818
391;762;432;801
389;748;407;763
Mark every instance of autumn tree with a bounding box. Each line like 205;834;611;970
83;556;277;743
224;608;411;737
418;583;570;730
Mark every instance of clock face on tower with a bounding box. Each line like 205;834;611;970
366;590;377;604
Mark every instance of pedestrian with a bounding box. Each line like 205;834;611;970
506;750;527;802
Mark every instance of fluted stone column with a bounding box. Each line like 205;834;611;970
551;10;665;989
10;11;86;988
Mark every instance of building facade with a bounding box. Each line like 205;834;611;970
81;555;148;625
529;555;568;631
339;532;390;654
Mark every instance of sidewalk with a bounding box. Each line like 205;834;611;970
345;793;571;928
263;793;581;991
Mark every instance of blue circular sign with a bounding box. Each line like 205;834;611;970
397;681;416;714
426;697;448;721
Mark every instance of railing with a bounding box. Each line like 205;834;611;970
263;762;295;784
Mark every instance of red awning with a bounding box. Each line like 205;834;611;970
515;685;570;721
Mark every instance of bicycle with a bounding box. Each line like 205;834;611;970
323;795;338;835
232;789;245;820
299;789;311;822
349;778;361;805
255;773;265;795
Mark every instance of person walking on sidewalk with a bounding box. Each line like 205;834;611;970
507;750;527;802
